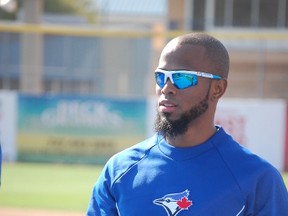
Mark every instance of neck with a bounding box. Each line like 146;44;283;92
165;123;217;147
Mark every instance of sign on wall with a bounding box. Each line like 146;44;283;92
17;95;147;164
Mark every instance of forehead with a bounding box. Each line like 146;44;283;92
158;42;210;72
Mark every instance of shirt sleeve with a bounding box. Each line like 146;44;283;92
252;167;288;215
86;165;118;216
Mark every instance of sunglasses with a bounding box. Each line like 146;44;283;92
155;69;222;89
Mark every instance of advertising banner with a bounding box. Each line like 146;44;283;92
17;95;147;164
0;91;17;162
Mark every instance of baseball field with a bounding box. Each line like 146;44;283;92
0;162;287;215
0;162;103;215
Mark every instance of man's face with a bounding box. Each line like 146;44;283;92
154;43;214;137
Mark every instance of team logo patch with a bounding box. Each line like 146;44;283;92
153;189;192;216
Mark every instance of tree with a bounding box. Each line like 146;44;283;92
0;0;97;23
44;0;97;23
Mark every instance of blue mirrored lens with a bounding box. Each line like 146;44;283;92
172;73;198;89
155;72;165;88
155;72;198;89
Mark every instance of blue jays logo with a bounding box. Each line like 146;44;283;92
153;190;192;216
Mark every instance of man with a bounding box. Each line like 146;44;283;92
87;33;288;215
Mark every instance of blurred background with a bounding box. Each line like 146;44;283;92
0;0;288;165
0;0;287;98
0;0;288;214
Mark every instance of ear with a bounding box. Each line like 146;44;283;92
210;79;227;101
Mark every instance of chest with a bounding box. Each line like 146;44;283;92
113;159;246;216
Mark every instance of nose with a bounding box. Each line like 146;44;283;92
161;78;177;95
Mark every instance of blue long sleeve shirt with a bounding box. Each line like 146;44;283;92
87;127;288;216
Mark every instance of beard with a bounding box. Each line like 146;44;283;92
154;86;210;138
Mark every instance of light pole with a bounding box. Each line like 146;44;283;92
20;0;44;94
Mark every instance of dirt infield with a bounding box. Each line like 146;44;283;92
0;207;84;216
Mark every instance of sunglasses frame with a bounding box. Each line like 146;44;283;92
155;69;222;89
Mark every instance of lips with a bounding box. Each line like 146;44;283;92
160;100;176;107
159;100;177;113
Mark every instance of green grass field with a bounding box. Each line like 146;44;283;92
0;163;287;213
0;163;103;213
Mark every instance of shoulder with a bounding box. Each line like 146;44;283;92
214;127;273;169
214;127;285;190
103;134;159;180
215;130;288;214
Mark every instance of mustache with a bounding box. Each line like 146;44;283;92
154;97;209;138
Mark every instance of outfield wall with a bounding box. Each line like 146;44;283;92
0;91;17;162
1;91;288;171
